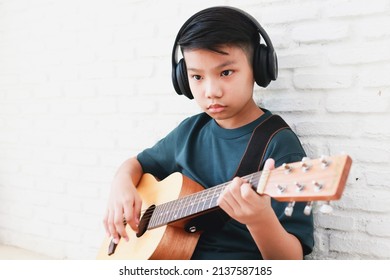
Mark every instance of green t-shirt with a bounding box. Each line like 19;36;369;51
137;109;314;259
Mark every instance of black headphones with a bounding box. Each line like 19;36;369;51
171;6;278;100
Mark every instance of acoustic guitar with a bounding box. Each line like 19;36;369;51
97;154;352;260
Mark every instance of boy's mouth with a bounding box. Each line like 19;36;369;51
208;104;226;113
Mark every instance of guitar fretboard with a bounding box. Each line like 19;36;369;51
147;171;262;229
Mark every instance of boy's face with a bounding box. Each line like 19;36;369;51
184;45;258;129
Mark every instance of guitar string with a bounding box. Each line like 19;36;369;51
139;172;263;226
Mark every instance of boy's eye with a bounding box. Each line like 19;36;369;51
221;70;233;77
192;75;202;81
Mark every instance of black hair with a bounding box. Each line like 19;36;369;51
177;7;260;59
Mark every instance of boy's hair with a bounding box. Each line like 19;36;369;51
177;7;259;62
172;6;278;99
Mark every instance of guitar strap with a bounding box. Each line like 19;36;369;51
233;114;291;177
185;114;291;234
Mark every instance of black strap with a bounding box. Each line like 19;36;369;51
233;114;290;177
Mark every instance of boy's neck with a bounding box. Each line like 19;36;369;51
215;102;264;129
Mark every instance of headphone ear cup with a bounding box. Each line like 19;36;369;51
253;44;271;87
175;59;193;99
268;48;278;81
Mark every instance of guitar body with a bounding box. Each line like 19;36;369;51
97;172;204;260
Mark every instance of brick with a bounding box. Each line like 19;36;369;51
113;22;155;42
67;181;100;199
316;213;356;231
0;75;19;85
292;22;350;43
65;150;99;166
79;62;115;80
338;189;390;213
329;41;390;65
326;91;389;113
324;0;390;18
262;96;321;113
117;96;158;114
96;78;135;96
330;232;390;258
294;72;353;89
49;224;82;243
47;64;79;82
265;75;292;90
278;53;324;69
116;59;154;78
258;3;319;24
35;177;66;193
356;16;390;39
34;206;66;225
360;64;390;87
49;100;81;115
366;216;390;237
81;97;117;114
365;169;390;187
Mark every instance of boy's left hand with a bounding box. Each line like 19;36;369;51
217;158;275;225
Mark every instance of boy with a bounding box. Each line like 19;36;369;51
103;6;314;260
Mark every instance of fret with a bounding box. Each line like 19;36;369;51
168;198;183;222
187;191;200;216
148;204;159;228
197;189;208;212
166;198;179;225
157;201;170;227
208;185;221;209
176;195;189;221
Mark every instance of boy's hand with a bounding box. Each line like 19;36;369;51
103;174;142;244
217;158;275;225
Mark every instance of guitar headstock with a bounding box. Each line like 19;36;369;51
259;154;352;216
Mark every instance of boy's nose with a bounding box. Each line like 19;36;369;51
205;79;223;99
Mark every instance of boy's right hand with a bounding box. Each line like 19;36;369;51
102;158;143;244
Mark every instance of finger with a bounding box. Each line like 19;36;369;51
107;209;120;244
102;211;110;237
114;206;128;242
218;177;243;212
123;203;138;233
240;182;257;202
263;158;275;171
133;196;142;229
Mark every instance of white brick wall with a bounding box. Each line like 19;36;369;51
0;0;389;259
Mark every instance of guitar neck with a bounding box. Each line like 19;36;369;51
147;172;262;229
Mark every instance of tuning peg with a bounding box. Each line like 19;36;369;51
301;157;311;172
319;201;333;214
277;184;287;194
320;155;331;168
284;202;295;217
282;163;292;174
295;181;305;192
304;201;314;216
312;180;323;192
